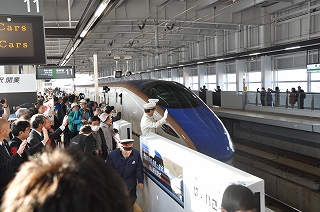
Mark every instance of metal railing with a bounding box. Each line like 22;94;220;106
245;91;320;111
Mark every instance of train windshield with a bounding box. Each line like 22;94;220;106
142;82;200;108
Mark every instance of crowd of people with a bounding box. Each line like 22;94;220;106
257;86;306;109
0;90;257;211
0;88;175;210
0;90;147;210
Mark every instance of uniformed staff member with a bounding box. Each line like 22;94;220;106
106;139;144;206
140;99;168;135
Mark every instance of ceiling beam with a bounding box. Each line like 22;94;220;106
45;28;77;38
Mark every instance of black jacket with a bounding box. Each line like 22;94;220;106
70;134;95;154
28;128;63;147
0;140;23;199
9;137;44;161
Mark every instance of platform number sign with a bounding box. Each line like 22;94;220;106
36;66;75;79
24;0;40;13
0;0;44;16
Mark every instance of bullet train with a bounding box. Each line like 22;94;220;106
101;80;234;163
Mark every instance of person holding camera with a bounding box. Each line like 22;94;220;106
0;98;10;120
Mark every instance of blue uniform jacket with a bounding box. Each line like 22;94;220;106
106;148;144;190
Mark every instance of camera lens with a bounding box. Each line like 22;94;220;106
0;99;5;104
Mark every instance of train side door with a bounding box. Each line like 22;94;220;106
115;88;123;111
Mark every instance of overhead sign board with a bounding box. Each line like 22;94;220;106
307;64;320;72
0;74;36;93
0;0;44;16
0;15;46;65
36;66;75;79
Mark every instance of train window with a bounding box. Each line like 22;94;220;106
142;81;200;108
161;124;179;138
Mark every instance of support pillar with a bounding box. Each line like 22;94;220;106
183;68;191;89
261;56;272;89
236;60;245;91
198;64;206;89
93;54;99;102
171;68;178;82
216;62;225;90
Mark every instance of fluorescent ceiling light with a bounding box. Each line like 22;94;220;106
94;2;108;17
197;61;204;64
249;52;260;56
179;64;184;67
80;30;88;38
167;66;172;69
285;46;300;50
216;58;224;61
73;39;81;49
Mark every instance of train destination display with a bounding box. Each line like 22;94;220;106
0;21;34;57
0;15;46;64
36;66;75;79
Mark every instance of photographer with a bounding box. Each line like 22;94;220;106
1;98;10;120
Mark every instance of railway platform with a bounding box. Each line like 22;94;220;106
209;107;320;211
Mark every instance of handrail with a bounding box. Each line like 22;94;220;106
247;91;318;111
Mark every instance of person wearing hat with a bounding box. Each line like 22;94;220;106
106;139;144;206
68;102;79;139
148;99;159;104
140;100;168;135
72;99;93;134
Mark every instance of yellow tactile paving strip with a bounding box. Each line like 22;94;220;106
133;203;143;212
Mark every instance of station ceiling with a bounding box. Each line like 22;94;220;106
43;0;300;74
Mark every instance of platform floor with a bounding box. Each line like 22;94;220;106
133;134;143;212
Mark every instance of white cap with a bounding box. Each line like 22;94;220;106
71;102;79;108
99;113;110;122
120;139;134;144
79;99;87;104
148;99;159;103
143;102;156;109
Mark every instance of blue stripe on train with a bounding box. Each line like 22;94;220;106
162;103;233;162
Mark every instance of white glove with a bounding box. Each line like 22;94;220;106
163;109;168;119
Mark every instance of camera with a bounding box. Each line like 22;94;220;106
0;98;5;104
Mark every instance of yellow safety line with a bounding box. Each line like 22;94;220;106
133;203;143;212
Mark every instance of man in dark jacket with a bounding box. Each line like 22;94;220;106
28;114;68;149
0;119;27;203
9;120;49;160
106;139;144;206
297;86;306;109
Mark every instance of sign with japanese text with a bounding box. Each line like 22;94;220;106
36;66;75;79
140;133;265;212
0;74;36;93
